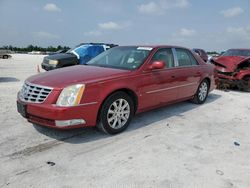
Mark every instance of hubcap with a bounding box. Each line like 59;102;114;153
198;82;208;101
107;99;130;129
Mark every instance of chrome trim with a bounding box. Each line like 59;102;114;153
146;82;197;94
77;102;98;106
19;81;53;103
52;102;98;107
25;81;53;90
172;48;178;67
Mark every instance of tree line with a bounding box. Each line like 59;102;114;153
1;45;70;52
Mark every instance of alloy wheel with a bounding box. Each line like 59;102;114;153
198;82;208;101
107;98;130;129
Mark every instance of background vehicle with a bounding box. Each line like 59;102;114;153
17;45;216;134
46;49;68;55
0;50;12;59
193;48;208;62
41;43;118;71
211;49;250;91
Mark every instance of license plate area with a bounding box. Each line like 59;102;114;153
17;101;27;118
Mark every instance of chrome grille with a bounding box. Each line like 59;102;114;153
19;82;53;103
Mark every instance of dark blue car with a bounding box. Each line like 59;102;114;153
41;43;118;71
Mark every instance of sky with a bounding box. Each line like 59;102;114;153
0;0;249;51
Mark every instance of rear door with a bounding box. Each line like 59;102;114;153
173;48;202;99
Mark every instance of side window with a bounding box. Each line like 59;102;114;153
151;48;175;68
176;48;198;66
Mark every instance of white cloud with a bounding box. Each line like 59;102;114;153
44;3;61;12
220;6;243;18
175;0;189;8
226;26;250;39
33;31;60;39
138;2;164;15
84;30;102;36
98;21;125;30
138;0;189;15
176;28;196;37
201;26;250;51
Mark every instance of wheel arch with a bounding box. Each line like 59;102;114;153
242;74;250;80
198;76;211;92
203;77;211;88
97;88;138;123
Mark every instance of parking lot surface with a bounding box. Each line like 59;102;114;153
1;55;250;188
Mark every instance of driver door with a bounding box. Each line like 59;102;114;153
139;48;180;109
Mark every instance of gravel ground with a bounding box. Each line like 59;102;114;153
0;54;250;188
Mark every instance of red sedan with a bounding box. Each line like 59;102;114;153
17;46;216;134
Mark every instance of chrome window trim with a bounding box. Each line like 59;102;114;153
172;48;179;67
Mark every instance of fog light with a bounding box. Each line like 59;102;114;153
55;119;85;127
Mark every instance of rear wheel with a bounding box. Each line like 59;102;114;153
192;80;209;104
97;92;134;134
3;55;8;59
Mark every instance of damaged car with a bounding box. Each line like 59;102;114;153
210;49;250;91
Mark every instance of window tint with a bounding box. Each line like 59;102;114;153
151;48;175;68
176;48;198;66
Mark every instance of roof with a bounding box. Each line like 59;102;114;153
116;45;190;49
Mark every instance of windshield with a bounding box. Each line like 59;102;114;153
66;44;85;53
86;46;152;70
222;49;250;57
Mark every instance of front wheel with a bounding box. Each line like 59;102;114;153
192;80;209;104
242;76;250;92
3;55;8;59
97;92;134;134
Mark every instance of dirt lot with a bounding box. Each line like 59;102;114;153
0;54;250;188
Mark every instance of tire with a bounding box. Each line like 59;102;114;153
242;76;250;92
3;55;8;59
192;80;209;104
97;91;134;134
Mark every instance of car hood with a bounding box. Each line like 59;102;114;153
212;56;248;72
45;53;77;61
27;65;131;89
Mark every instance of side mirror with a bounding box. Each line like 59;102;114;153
149;61;166;70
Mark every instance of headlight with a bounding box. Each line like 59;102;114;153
56;84;85;106
49;60;58;65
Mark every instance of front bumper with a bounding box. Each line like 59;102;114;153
41;63;57;71
17;99;99;129
217;73;250;90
